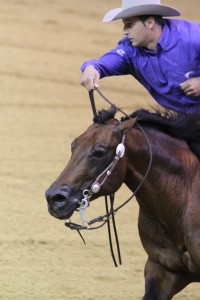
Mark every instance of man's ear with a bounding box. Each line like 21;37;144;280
113;117;138;134
145;16;155;29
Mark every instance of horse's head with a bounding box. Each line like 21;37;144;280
45;109;137;220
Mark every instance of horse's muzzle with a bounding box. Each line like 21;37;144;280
45;184;79;220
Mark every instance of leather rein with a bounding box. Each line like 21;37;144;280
65;88;153;267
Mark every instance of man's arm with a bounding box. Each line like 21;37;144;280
80;38;133;91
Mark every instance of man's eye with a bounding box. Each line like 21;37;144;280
125;22;132;28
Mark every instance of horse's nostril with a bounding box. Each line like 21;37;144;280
52;194;66;202
45;185;70;203
47;194;67;211
54;196;67;208
54;199;66;208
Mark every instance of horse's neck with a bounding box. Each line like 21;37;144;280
124;127;196;217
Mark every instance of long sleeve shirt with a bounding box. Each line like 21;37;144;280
81;19;200;112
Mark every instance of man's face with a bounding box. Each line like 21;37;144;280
122;17;151;47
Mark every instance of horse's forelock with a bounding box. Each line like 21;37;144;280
93;107;117;124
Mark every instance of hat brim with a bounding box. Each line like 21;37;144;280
103;4;180;22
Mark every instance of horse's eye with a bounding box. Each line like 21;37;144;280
92;149;106;158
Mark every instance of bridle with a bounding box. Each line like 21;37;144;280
65;88;153;267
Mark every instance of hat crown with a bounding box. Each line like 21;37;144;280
103;0;180;22
122;0;160;9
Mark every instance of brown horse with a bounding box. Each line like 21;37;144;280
45;107;200;299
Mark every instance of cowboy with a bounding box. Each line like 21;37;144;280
80;0;200;113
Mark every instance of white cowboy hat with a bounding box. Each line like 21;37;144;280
103;0;180;22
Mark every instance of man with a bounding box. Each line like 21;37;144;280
80;0;200;113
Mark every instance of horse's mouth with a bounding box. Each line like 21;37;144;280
48;199;80;220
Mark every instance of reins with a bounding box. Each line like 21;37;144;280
65;88;153;267
89;88;131;119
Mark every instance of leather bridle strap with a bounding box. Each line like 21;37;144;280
89;90;97;118
105;194;122;267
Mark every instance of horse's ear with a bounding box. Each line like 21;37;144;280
113;117;138;134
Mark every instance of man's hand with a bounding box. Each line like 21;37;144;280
180;77;200;97
80;65;100;91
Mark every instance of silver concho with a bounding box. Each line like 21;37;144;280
116;143;125;157
91;182;101;193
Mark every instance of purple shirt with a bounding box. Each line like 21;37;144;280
81;19;200;112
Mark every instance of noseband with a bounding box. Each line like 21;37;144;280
65;88;153;267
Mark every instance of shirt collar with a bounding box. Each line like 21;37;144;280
157;21;171;51
140;21;171;54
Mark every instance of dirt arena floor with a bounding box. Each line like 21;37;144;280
0;1;200;299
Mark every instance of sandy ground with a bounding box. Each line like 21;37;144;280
0;1;200;299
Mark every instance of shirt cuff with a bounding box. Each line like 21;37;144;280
80;60;101;76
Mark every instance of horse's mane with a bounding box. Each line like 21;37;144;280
94;107;200;143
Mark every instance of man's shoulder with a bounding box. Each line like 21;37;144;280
116;37;136;54
118;37;132;46
164;19;200;50
166;18;200;31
